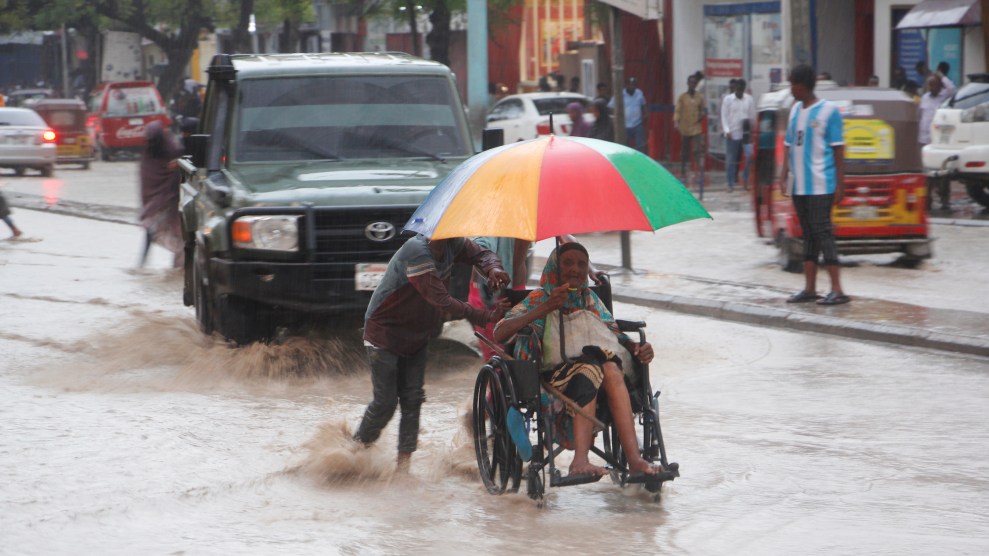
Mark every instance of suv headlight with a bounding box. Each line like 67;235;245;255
231;215;299;251
960;102;989;123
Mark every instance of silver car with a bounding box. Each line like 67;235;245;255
0;107;57;177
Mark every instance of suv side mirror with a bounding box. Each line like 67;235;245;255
187;134;209;168
482;128;504;151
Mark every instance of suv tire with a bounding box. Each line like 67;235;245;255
965;181;989;208
777;231;802;273
214;295;272;346
193;246;214;336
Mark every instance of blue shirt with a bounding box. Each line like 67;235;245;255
785;99;844;196
609;87;647;128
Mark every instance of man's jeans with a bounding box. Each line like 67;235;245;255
626;123;647;153
725;137;742;190
353;345;428;453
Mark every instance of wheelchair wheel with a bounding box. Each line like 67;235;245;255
472;364;522;494
605;421;629;485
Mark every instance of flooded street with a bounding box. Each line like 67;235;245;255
2;209;988;553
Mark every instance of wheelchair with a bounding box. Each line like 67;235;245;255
471;276;680;502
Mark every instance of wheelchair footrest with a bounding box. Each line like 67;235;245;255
551;473;605;488
624;462;680;485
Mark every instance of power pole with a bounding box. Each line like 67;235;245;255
982;0;989;71
610;7;633;271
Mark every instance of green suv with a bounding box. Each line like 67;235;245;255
179;53;475;344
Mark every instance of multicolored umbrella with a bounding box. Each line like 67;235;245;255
404;135;711;241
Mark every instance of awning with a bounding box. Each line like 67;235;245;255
895;0;981;29
596;0;662;21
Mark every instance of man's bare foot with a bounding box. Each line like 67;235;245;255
628;457;661;475
569;460;607;477
12;228;22;238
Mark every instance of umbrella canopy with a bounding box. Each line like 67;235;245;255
404;135;711;241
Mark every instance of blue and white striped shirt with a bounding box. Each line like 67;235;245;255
784;99;844;196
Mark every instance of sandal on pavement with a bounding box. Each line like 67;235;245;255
787;290;821;303
816;292;851;306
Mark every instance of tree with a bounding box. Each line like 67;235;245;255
13;0;212;103
352;0;521;67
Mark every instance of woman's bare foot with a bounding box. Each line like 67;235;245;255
569;460;607;477
628;457;661;475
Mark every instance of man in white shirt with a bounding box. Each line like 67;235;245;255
721;79;756;191
918;74;956;210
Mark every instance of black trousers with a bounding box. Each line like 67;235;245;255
353;345;428;453
793;194;839;265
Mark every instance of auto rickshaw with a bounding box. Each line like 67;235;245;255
753;84;933;270
32;99;95;169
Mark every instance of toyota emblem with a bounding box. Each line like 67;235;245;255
365;221;397;242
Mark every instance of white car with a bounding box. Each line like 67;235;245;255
922;73;989;207
485;92;595;143
0;107;57;177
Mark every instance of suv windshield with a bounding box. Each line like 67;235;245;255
234;75;471;162
948;82;989;110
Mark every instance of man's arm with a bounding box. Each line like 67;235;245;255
720;96;731;137
832;145;845;205
457;238;509;289
408;271;500;326
673;95;682;130
780;145;791;196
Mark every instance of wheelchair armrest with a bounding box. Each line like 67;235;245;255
616;319;646;332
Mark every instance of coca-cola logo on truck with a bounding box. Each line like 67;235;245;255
116;126;145;140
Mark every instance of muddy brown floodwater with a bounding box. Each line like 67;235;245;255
3;284;988;554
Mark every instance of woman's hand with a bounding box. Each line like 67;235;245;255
632;341;654;364
545;285;569;311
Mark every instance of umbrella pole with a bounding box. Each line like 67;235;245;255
556;236;566;363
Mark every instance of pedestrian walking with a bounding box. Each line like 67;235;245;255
720;79;755;192
138;121;183;267
353;235;510;473
609;77;648;153
780;64;850;306
589;98;614;142
918;74;956;211
674;74;706;186
1;190;23;238
566;101;592;138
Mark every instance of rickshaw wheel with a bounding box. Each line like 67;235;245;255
472;365;522;495
40;165;53;177
777;231;802;273
81;162;90;170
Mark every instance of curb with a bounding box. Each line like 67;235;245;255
612;286;989;358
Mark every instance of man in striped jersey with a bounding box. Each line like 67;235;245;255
780;64;850;306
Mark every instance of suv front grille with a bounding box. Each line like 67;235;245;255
302;206;416;264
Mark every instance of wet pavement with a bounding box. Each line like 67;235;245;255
5;164;988;358
3;183;989;553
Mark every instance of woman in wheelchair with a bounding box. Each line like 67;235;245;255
493;242;660;478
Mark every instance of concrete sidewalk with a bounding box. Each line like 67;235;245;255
524;252;989;357
609;270;989;357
